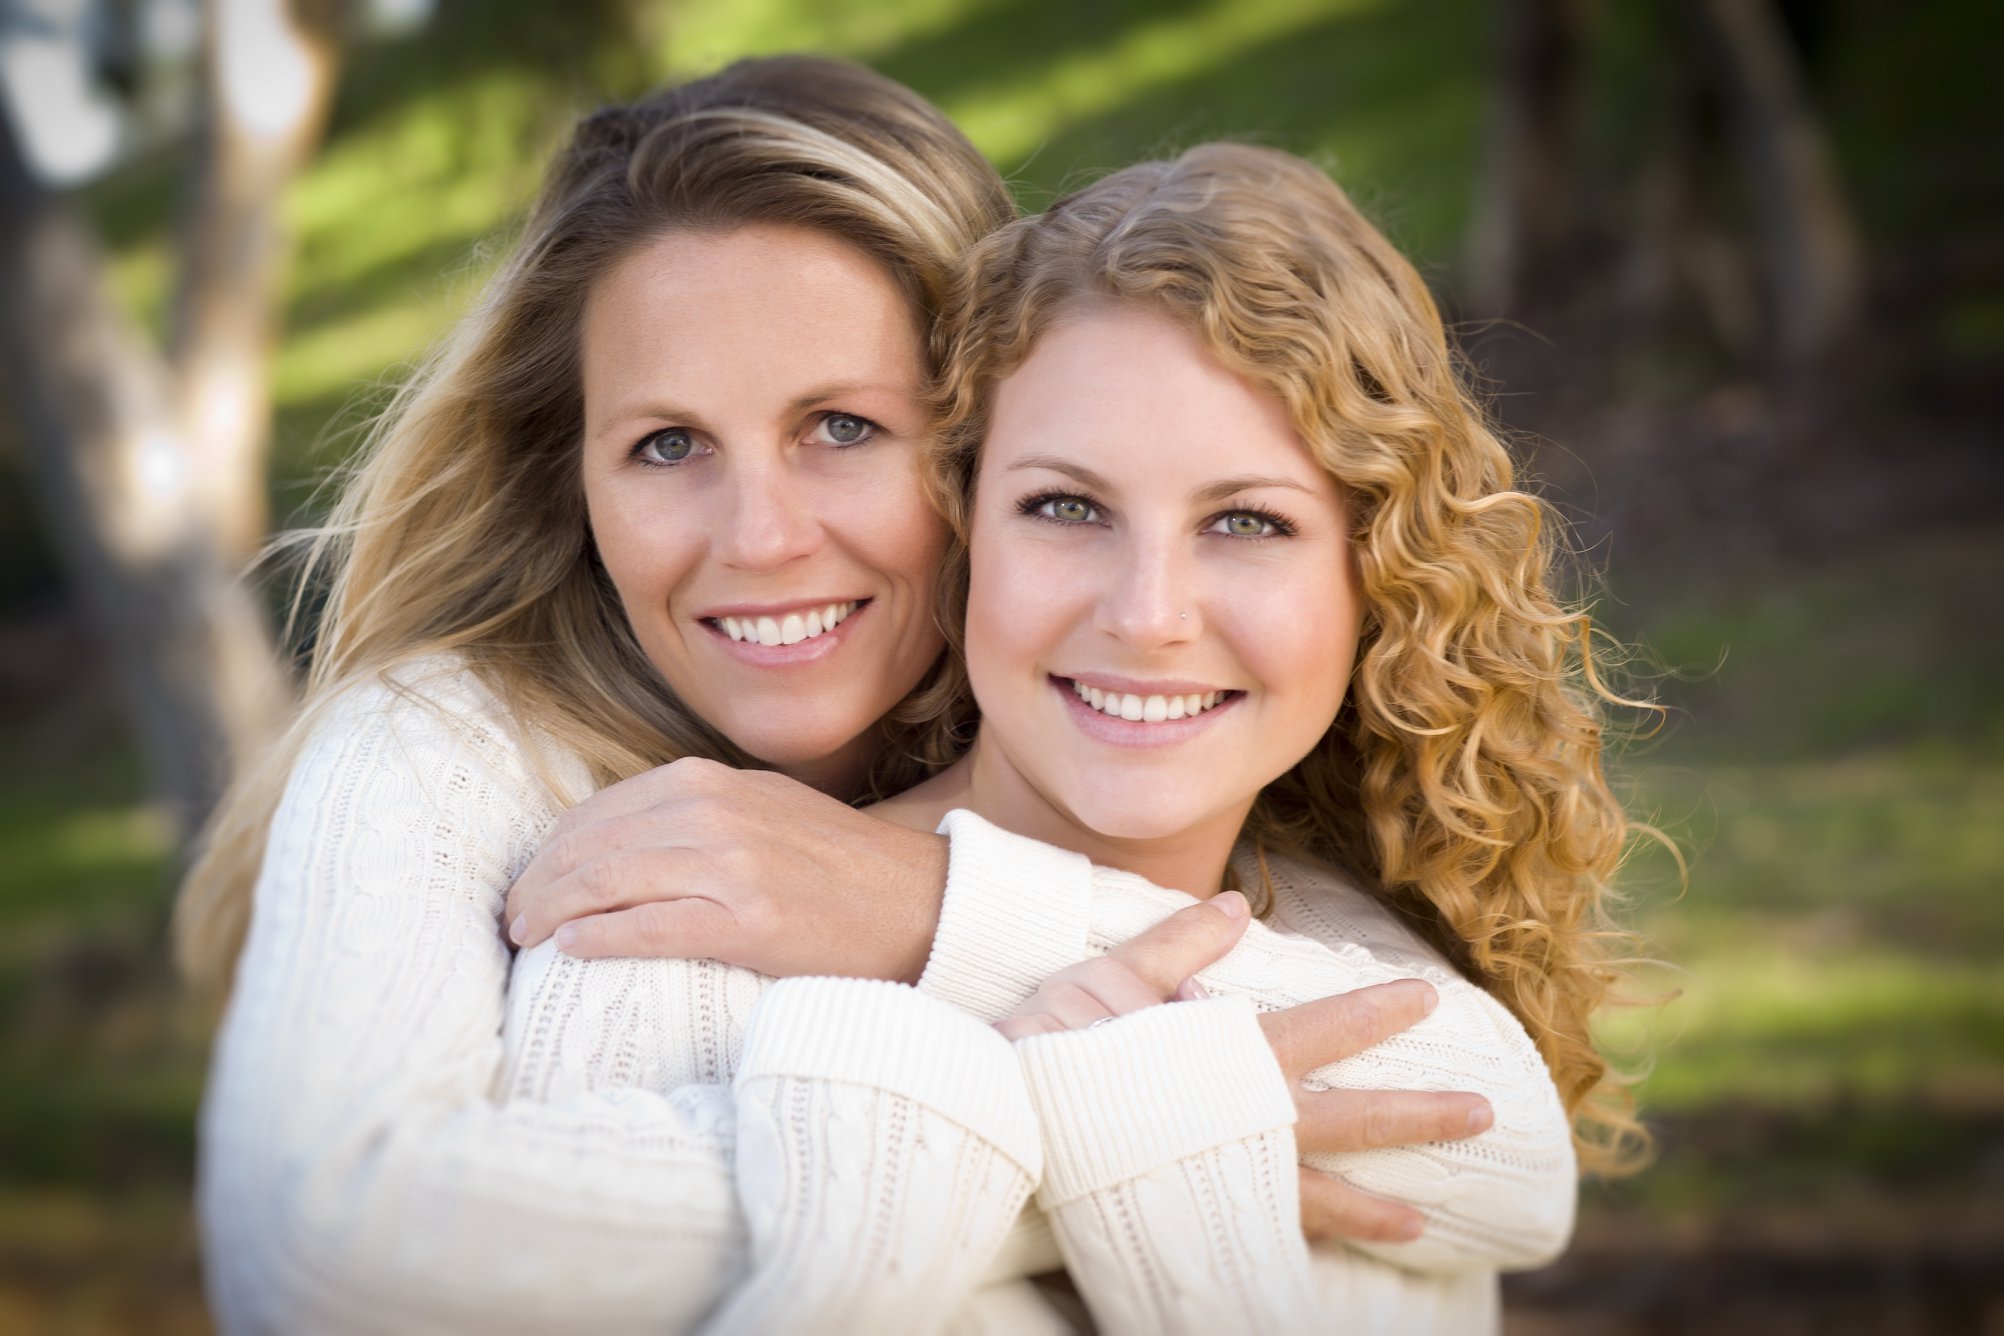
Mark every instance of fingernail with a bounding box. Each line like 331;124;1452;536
1466;1102;1493;1135
1175;977;1209;1002
1418;981;1439;1014
1397;1215;1425;1242
508;914;527;946
554;923;577;954
1212;890;1249;920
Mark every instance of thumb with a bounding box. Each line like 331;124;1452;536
1102;891;1251;996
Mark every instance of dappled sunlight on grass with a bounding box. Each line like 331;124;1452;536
1608;944;2004;1111
673;0;1001;71
930;0;1386;171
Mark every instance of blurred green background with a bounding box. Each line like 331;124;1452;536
1;0;1999;1331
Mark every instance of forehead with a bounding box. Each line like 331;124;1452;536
580;224;923;393
983;304;1330;492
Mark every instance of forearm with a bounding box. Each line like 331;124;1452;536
922;813;1576;1271
699;979;1041;1336
1015;998;1322;1335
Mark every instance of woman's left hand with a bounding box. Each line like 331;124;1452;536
503;757;948;983
995;890;1251;1041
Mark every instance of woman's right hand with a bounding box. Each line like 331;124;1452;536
1260;981;1494;1245
996;895;1493;1247
502;758;948;984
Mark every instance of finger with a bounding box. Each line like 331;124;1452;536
1101;892;1251;996
1297;1168;1425;1244
1256;978;1438;1077
513;849;711;948
1292;1088;1494;1155
1066;956;1176;1016
1024;981;1117;1031
507;809;697;933
994;1014;1068;1043
546;898;737;961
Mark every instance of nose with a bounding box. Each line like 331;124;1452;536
1094;535;1199;648
716;457;823;572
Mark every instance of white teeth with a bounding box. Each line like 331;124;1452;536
720;602;857;647
1071;680;1230;722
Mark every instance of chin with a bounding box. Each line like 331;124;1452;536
1062;788;1219;844
727;715;871;778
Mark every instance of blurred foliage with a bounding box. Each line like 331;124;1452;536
2;0;2000;1328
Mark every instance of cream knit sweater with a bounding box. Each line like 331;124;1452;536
200;663;1575;1335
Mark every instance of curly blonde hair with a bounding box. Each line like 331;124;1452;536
175;56;1014;996
925;143;1657;1174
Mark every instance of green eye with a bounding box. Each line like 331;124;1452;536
1049;498;1093;522
1222;513;1270;536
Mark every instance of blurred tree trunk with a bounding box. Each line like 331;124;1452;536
175;0;347;564
1467;0;1590;316
1691;0;1862;369
0;0;346;840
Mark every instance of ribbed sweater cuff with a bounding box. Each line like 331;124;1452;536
915;810;1095;1024
740;976;1042;1178
1017;996;1297;1207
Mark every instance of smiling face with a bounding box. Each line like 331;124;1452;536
580;225;948;795
961;303;1364;876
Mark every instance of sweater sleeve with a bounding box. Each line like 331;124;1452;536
200;672;1027;1335
917;810;1577;1274
1014;997;1322;1335
700;978;1040;1335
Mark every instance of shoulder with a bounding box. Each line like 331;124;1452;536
287;654;593;829
1238;845;1468;989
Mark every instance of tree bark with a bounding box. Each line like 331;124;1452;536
1466;0;1590;316
0;0;347;839
1692;0;1862;369
174;0;347;565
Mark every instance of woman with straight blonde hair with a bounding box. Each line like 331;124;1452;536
185;57;1538;1332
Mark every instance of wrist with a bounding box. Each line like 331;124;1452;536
891;830;949;984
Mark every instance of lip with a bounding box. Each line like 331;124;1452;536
700;598;870;667
1051;674;1242;748
1064;671;1235;696
696;595;870;620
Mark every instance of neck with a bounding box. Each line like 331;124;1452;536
881;730;1249;898
776;731;875;803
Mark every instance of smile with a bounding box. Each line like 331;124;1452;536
710;601;860;647
1070;679;1234;723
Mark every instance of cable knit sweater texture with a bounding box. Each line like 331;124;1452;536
200;662;1576;1335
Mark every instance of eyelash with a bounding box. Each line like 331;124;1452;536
1014;491;1299;540
628;412;884;468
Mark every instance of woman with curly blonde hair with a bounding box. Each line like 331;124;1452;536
844;139;1655;1330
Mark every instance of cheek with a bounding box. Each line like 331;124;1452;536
584;476;702;614
1242;558;1365;721
835;458;951;591
965;523;1082;692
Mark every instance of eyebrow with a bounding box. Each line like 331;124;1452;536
591;381;915;441
1005;454;1319;503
